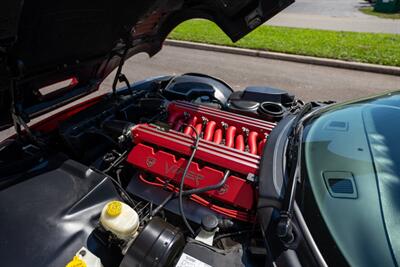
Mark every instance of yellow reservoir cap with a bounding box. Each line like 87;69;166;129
106;201;122;217
66;256;87;267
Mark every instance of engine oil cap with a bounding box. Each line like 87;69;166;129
106;201;122;217
201;215;219;232
65;256;87;267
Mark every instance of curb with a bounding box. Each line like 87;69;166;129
165;40;400;76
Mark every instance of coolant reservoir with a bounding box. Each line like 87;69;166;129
100;201;139;241
66;247;103;267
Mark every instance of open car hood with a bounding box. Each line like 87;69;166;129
0;0;293;130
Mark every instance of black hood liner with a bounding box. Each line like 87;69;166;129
0;0;293;130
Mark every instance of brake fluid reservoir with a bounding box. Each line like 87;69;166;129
100;201;139;241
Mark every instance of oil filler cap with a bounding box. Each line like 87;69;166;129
201;215;219;232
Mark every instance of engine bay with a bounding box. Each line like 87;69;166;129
0;74;303;267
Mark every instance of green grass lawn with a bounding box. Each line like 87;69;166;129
168;20;400;67
359;7;400;19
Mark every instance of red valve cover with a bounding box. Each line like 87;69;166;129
126;101;276;212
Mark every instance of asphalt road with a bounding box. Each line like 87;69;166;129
266;0;400;34
101;45;400;102
1;45;400;140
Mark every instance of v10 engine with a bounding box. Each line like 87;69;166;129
126;101;276;220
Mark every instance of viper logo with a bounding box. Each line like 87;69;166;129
165;162;204;186
146;157;157;168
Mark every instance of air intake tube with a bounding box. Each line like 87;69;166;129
258;102;286;121
101;120;135;140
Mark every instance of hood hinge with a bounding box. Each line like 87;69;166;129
10;82;41;145
8;58;38;143
10;78;33;138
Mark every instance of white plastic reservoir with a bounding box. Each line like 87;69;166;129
99;200;139;241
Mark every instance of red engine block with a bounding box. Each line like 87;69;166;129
126;101;276;212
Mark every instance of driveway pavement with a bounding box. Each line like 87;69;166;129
1;45;399;140
101;46;400;102
266;0;400;34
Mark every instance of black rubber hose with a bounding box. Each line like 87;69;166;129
214;229;254;242
182;170;230;196
151;192;174;217
107;169;136;207
151;126;230;234
151;170;230;217
178;125;201;236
